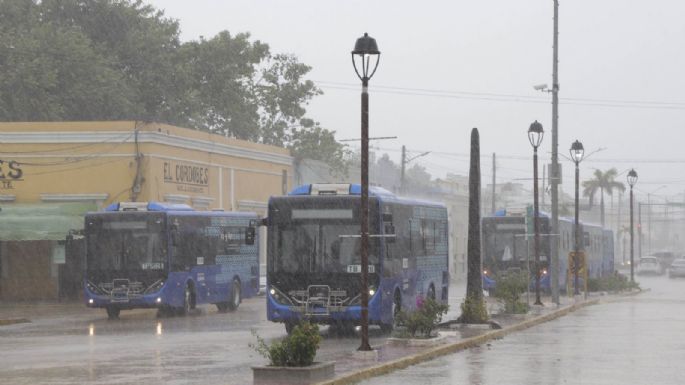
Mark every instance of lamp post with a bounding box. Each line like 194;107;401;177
351;32;380;352
627;169;638;283
528;121;544;305
570;140;585;295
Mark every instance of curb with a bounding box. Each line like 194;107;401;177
315;298;602;385
0;318;31;326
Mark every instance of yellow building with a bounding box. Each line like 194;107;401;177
0;121;292;300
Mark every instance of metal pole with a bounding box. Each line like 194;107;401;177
638;202;642;260
550;0;561;305
648;193;652;255
359;77;371;351
574;160;580;295
492;153;496;214
533;146;542;305
630;186;635;282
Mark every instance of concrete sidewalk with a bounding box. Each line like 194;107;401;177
313;291;640;385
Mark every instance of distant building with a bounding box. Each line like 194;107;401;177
0;121;292;301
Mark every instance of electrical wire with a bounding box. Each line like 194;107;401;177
7;133;134;167
0;132;132;154
316;80;685;110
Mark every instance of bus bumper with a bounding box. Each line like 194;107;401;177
266;291;382;325
84;287;166;310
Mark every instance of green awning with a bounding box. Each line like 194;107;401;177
0;202;97;241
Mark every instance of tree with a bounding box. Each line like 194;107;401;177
289;124;351;177
0;0;342;170
582;168;625;227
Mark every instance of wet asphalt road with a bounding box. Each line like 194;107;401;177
0;283;466;385
361;275;685;385
0;297;279;385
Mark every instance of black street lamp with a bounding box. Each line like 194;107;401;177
528;121;544;305
570;140;585;295
351;32;380;352
627;169;638;283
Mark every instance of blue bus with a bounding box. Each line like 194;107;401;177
482;211;614;293
84;202;259;319
266;183;449;334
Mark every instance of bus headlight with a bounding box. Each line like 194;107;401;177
88;299;94;305
269;286;294;305
369;289;375;296
156;297;162;303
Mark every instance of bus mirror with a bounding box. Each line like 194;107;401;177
385;224;396;243
171;225;179;246
245;227;256;245
260;217;268;227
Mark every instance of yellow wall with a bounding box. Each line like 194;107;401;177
0;121;293;214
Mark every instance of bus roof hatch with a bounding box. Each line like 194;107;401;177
310;183;352;195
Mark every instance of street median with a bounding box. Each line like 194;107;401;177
316;296;611;385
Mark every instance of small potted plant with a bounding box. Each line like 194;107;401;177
251;322;334;384
389;297;449;346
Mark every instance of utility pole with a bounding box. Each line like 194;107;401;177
618;190;622;261
400;145;430;195
492;153;496;214
542;164;547;209
550;0;561;305
401;145;406;194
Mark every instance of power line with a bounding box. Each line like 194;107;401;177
316;80;685;110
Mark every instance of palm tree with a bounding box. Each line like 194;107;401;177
582;168;626;227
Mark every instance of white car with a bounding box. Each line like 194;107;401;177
668;259;685;278
637;256;662;276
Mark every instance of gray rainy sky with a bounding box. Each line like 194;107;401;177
147;0;685;203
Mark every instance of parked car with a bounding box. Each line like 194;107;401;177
637;256;662;276
668;259;685;278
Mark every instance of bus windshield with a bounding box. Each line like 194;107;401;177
86;217;167;272
484;231;528;263
274;222;378;274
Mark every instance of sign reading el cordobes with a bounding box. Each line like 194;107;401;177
163;161;209;193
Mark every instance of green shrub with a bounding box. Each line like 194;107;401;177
251;322;322;367
397;297;449;338
492;270;529;314
587;272;641;292
460;294;488;323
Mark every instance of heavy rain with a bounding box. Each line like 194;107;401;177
1;1;684;384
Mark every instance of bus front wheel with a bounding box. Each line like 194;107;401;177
285;321;299;335
106;306;120;320
380;291;401;333
227;280;241;311
181;285;196;316
428;284;436;301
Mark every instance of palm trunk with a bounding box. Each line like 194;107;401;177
461;128;488;323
